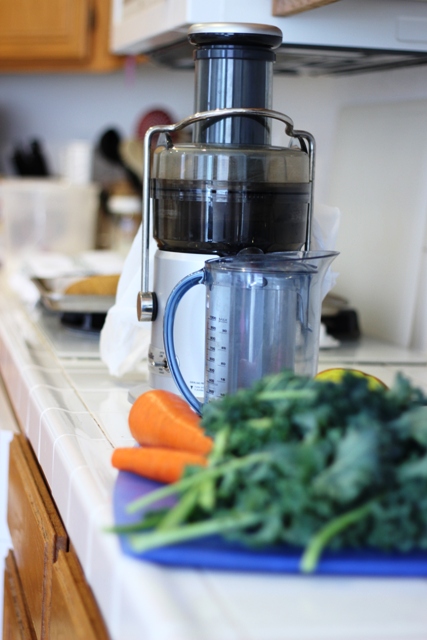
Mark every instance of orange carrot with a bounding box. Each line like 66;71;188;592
128;390;213;456
111;446;208;484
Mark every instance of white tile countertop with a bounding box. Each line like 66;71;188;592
1;289;427;640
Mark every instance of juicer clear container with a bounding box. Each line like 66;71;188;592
151;142;311;254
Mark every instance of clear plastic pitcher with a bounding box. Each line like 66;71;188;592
163;250;338;414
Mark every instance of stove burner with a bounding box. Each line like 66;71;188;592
60;312;107;333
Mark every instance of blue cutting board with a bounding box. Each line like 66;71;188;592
113;470;427;576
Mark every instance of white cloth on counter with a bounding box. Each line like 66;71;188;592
99;227;156;377
310;203;340;300
99;204;341;377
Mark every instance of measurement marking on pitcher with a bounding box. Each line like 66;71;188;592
207;313;229;398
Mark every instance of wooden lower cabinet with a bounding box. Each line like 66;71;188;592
50;548;108;640
6;436;67;639
3;551;36;640
3;435;109;640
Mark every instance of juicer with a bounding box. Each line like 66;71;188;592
137;22;316;396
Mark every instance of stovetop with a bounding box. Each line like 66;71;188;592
34;307;101;359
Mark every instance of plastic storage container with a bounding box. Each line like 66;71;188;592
108;194;141;257
0;178;99;266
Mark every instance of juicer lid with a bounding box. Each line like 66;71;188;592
188;23;283;49
206;250;339;276
152;143;310;183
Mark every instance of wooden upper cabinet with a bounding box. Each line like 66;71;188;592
0;0;90;61
273;0;340;16
0;0;124;72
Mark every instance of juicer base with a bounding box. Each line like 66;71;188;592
148;249;212;398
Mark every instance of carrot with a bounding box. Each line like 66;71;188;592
128;390;213;456
111;446;208;484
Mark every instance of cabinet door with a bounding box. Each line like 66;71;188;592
272;0;340;15
50;549;109;640
0;0;124;72
0;0;90;61
7;436;67;640
3;550;37;640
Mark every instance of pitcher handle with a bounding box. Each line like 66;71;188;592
163;269;205;415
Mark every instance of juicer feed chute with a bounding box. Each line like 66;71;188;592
137;23;316;397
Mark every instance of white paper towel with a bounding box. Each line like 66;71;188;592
100;204;340;377
310;203;340;299
99;226;156;377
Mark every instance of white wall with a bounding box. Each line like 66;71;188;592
0;65;195;144
271;64;427;349
2;61;427;199
0;65;195;180
2;61;427;346
272;63;427;203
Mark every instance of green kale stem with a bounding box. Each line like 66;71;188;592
126;451;271;515
106;508;165;534
129;512;263;553
246;417;274;430
106;521;149;534
258;389;317;402
300;501;374;573
156;486;200;532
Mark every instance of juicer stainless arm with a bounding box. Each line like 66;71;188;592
291;128;315;252
137;107;315;322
